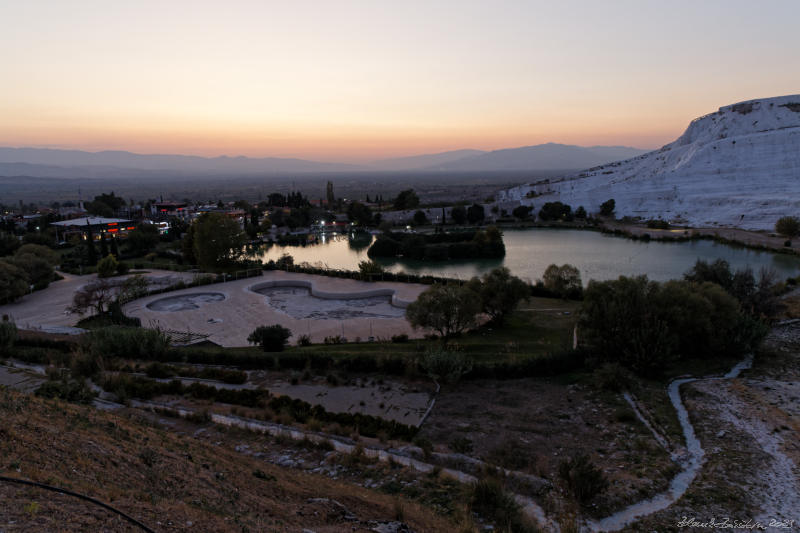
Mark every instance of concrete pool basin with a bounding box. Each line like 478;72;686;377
248;280;408;320
122;272;428;347
146;292;226;312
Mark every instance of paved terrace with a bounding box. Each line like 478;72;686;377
123;271;427;347
0;270;195;334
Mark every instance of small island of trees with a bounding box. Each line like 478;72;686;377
367;226;505;261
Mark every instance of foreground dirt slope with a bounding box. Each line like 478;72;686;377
0;388;452;532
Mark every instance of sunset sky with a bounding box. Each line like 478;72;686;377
1;0;798;162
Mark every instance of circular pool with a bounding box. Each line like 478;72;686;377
146;292;226;312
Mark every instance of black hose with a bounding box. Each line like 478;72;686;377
0;475;155;532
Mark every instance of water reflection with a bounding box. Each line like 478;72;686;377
251;228;800;284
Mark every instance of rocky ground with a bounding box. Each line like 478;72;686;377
626;323;800;532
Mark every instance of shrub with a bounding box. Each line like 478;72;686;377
85;327;170;361
558;454;608;505
512;205;534;220
35;377;97;404
646;219;670;229
592;362;630;392
450;436;473;454
390;334;409;343
420;349;472;384
96;254;119;278
296;334;312;346
539;201;572;221
470;479;536;533
599;198;616;217
248;325;292;352
0;320;17;349
542;264;582;299
775;216;800;238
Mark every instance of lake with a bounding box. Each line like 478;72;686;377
250;228;800;284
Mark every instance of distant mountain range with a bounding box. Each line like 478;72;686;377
499;95;800;230
394;144;648;172
0;143;648;179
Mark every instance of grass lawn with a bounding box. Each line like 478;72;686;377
285;296;581;364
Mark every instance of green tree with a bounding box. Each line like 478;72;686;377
0;232;20;256
347;201;373;225
466;267;529;326
14;243;58;266
450;205;467;225
0;260;29;303
512;205;533;220
248;324;291;351
539;202;572;221
393;189;420;210
406;284;481;343
775;216;800;238
11;254;53;288
466;204;485;224
96;254;119;278
192;213;246;270
600;198;616;217
110;236;120;257
574;206;587;219
127;223;160;256
182;223;197;264
86;192;125;217
542;264;582;298
580;275;762;377
86;224;97;265
412;210;428;226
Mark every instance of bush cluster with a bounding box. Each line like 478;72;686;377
268;395;417;440
143;362;247;384
100;374;269;407
84;327;170;360
580;274;767;376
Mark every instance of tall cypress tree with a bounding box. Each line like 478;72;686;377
110;235;120;258
86;222;97;265
99;233;109;257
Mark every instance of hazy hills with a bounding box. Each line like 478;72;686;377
417;144;648;172
499;95;800;230
0;143;647;179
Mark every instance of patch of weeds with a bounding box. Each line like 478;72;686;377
470;479;537;533
557;454;608;506
450;436;474;454
486;440;531;471
252;469;276;481
613;407;636;423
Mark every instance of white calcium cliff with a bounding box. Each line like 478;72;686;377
498;95;800;230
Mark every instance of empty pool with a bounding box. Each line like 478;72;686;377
254;286;405;320
146;292;226;312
